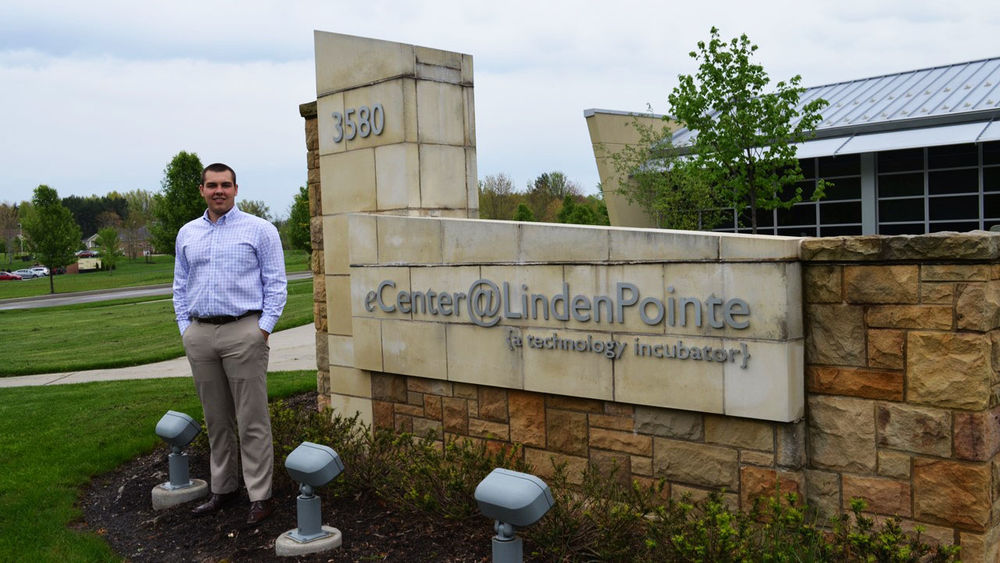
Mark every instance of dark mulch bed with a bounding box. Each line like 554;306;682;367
79;392;492;562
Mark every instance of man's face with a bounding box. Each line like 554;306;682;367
199;170;238;220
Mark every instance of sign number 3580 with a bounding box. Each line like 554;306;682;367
332;104;385;143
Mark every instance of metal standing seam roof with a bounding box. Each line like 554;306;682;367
669;56;1000;152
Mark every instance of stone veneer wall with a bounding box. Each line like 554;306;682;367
300;105;1000;559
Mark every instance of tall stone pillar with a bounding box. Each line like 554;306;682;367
313;31;477;425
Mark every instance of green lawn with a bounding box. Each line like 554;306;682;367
0;371;315;561
0;278;314;376
0;249;310;300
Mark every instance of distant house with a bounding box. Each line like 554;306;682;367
588;56;1000;235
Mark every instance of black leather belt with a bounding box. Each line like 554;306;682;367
191;310;261;325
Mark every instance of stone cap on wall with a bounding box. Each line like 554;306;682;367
801;232;1000;262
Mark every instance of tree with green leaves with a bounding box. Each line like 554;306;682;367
284;186;311;252
95;227;121;272
0;202;18;265
609;115;722;230
123;189;154;261
512;203;535;222
151;151;205;254
238;199;271;221
668;27;828;233
19;185;82;294
478;173;518;220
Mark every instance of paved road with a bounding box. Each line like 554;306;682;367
0;271;312;311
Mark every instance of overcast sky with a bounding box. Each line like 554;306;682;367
2;0;999;218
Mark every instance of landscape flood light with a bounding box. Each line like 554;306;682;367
475;468;555;563
276;441;345;557
151;410;208;510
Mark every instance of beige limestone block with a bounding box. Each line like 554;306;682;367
842;475;911;517
480;265;567;330
724;339;804;422
377;215;443;264
562;264;619;332
913;457;991;531
329;335;354;368
705;416;774;451
807;395;876;473
416;80;465;145
463;86;476;145
805;304;866;366
868;329;905;370
866;305;952;329
725;262;802;340
652;438;739;489
316;93;346;156
445;324;523;389
615;335;725;414
608;227;719;262
374;143;420;210
804;469;841;521
415;45;463;70
907;331;991;410
956;281;1000;331
717;232;801;261
525;448;588;485
465;148;478;212
519;223;610;263
546;409;589;456
441;219;518;263
920;282;955;304
634;406;704;440
804;265;842;303
380;319;447;380
329;366;372;398
589;427;653;456
953;407;1000;461
522;329;614;401
351;317;382;371
415;61;462;84
326;274;352;336
604;264;668;334
350;266;411;319
509;391;545;447
409;265;481;324
322;215;350;275
876;403;951;457
341;80;411;150
660;262;727;337
844;265;919;304
319;150;377;214
877;450;911;479
419;144;468;209
328;393;373;429
806;366;903;401
314;31;415;95
347;214;377;265
922;264;992;282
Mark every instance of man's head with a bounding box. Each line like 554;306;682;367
199;163;238;221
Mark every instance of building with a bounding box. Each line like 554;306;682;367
587;56;1000;235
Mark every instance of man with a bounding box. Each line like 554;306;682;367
172;162;287;525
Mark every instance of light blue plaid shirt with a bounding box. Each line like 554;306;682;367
173;207;287;335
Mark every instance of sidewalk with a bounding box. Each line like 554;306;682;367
0;324;317;388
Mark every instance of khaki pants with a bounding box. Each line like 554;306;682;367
182;314;273;501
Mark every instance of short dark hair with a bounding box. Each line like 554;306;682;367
202;163;236;185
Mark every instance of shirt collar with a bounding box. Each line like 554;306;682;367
201;206;242;225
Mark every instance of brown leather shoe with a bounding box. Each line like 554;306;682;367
246;498;273;525
191;491;239;516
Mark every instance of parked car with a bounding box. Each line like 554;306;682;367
13;268;38;279
0;271;22;281
30;266;49;277
76;250;99;258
